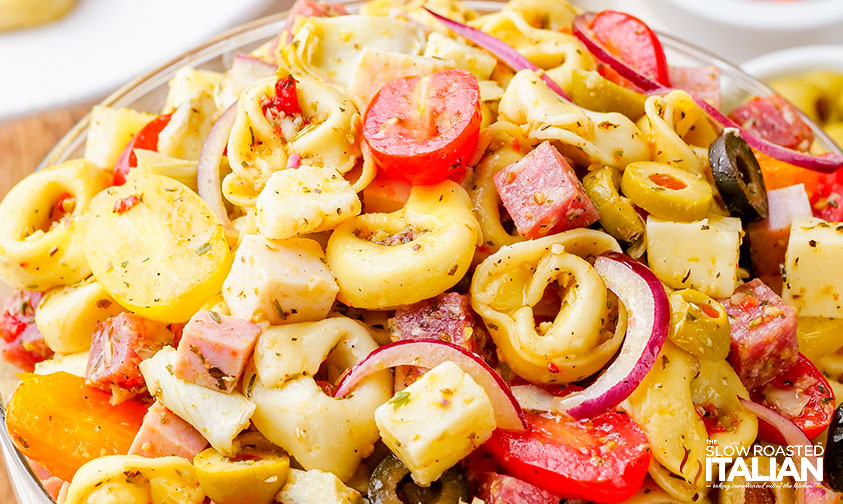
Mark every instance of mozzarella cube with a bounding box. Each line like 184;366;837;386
84;105;155;168
646;215;742;298
276;469;363;504
375;361;496;486
163;66;222;113
223;235;338;325
256;165;361;240
347;47;450;106
424;32;497;81
782;217;843;318
157;90;218;161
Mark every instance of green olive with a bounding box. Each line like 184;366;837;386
709;130;768;222
620;161;713;221
583;166;646;245
368;455;469;504
668;289;731;361
568;69;647;121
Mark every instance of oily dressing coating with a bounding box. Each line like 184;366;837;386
223;69;360;208
247;317;391;482
499;70;650;168
471;229;626;383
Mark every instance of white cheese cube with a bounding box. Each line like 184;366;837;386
157;90;218;161
646;215;742;298
375;361;496;486
347;47;450;106
222;235;338;325
276;469;363;504
256;165;361;240
783;217;843;318
424;32;497;81
163;66;222;113
84;105;155;168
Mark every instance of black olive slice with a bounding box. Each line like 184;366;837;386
825;404;843;491
708;130;769;221
369;454;470;504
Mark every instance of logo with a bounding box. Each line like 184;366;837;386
705;440;823;488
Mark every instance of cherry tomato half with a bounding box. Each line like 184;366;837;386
483;410;650;503
363;69;482;185
751;354;835;443
113;113;173;186
589;10;670;87
812;168;843;222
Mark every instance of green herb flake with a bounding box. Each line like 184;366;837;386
272;299;288;320
196;242;212;256
390;391;412;410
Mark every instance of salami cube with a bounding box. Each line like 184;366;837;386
668;66;721;109
475;472;562;504
729;95;814;152
174;311;262;393
493;141;599;239
129;401;208;459
719;278;798;390
86;313;176;392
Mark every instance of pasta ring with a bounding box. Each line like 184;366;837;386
247;317;391;482
326;180;480;309
0;159;110;290
471;229;625;383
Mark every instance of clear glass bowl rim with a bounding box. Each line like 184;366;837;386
3;1;841;502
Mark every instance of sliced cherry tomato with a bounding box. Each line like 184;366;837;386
751;354;835;443
5;372;148;482
113;112;173;186
589;10;670;87
812;169;843;222
0;290;52;371
483;410;650;503
363;69;482;185
728;95;814;152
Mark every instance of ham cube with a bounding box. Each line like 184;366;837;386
493;141;599;239
747;184;812;293
129;401;208;459
668;66;721;109
174;311;262;392
718;279;798;390
392;292;494;390
475;472;562;504
86;313;176;393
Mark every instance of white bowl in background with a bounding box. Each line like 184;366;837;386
742;45;843;81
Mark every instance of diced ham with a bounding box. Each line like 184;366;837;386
86;313;177;393
42;477;66;501
747;184;812;293
668;65;721;109
129;401;208;459
493;141;599;239
362;174;412;214
718;279;798;390
0;290;52;371
728;95;814;152
475;472;562;504
174;311;262;393
391;292;495;390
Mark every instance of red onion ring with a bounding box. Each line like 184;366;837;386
423;8;571;101
573;13;843;173
554;252;669;419
334;338;526;430
738;397;836;504
197;103;239;240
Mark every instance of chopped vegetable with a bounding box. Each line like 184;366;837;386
709;130;769;221
620;161;713;221
667;289;731;361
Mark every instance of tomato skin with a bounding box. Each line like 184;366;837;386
5;372;148;481
751;354;835;443
363;69;482;185
113;113;173;185
483;410;650;503
812;169;843;222
589;10;670;87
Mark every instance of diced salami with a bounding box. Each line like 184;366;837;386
728;95;814;152
174;311;262;393
494;141;599;239
747;185;812;293
129;401;208;459
392;292;494;390
86;313;177;393
669;65;721;109
0;290;52;371
475;472;562;504
718;278;798;390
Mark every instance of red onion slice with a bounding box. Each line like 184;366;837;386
197;103;239;240
554;252;669;419
423;8;571;101
738;398;835;504
334;338;526;430
573;12;843;173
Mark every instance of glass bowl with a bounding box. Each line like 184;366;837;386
2;2;841;502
